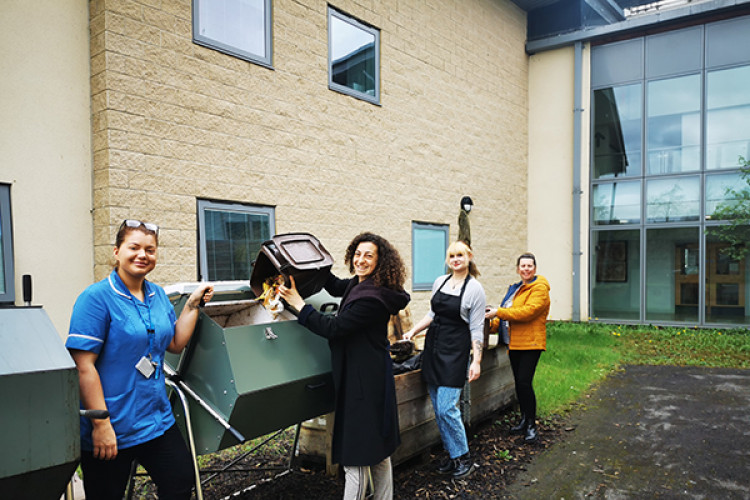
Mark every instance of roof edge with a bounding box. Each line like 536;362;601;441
526;0;750;53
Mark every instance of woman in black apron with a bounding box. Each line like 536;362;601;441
404;241;486;478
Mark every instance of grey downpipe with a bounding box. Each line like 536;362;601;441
572;41;584;322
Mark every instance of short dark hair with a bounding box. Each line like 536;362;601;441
516;252;536;266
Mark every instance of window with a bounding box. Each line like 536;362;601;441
646;176;700;223
412;222;448;291
197;200;275;281
193;0;272;67
328;7;380;104
646;74;701;175
592;84;642;179
592;181;640;225
591;230;640;321
0;184;14;303
706;65;750;170
646;227;700;323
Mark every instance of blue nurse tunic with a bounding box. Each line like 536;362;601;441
66;270;177;451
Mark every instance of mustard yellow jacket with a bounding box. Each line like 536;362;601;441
495;275;550;351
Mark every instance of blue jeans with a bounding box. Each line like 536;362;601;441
428;385;469;459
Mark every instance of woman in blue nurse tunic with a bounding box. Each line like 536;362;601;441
66;220;213;500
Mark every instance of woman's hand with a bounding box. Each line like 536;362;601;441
468;359;481;382
92;419;118;460
187;283;214;310
171;282;214;353
278;276;305;312
402;315;433;341
485;307;498;319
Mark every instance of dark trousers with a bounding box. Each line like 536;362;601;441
80;424;194;500
508;349;542;423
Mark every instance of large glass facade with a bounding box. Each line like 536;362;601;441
590;15;750;326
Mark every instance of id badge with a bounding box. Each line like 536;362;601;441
136;356;155;378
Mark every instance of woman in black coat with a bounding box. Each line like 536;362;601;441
280;232;410;500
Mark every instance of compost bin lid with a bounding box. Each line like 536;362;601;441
0;308;74;375
250;233;333;298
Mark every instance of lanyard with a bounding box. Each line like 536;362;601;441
129;287;160;379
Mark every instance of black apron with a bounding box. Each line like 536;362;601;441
421;275;472;388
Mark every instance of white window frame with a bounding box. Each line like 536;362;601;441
192;0;273;68
197;199;275;281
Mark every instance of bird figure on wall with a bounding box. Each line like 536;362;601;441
458;196;473;247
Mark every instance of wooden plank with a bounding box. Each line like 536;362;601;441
394;369;428;402
397;394;434;430
391;418;441;465
298;346;516;467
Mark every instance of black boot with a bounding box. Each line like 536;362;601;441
437;456;455;474
524;423;538;443
451;453;475;479
510;416;527;435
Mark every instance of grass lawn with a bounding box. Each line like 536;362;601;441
535;321;750;417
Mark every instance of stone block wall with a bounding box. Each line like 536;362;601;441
89;0;529;317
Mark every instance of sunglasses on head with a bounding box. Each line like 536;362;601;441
120;219;159;235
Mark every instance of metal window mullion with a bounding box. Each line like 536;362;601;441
640;38;647;323
698;27;708;327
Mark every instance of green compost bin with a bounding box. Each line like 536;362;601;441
165;282;337;455
0;307;79;500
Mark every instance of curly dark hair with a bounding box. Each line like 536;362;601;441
344;232;406;290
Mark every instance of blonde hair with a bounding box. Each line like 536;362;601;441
445;240;480;277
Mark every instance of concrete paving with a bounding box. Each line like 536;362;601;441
500;365;750;499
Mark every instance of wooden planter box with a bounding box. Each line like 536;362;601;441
298;345;515;468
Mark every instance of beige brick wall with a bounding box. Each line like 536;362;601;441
90;0;529;319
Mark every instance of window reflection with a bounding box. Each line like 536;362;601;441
412;223;448;290
194;0;271;65
593;84;642;179
329;10;379;101
646;227;700;323
705;172;748;220
0;209;5;294
705;231;749;324
591;230;640;320
647;75;701;174
646;176;700;222
199;202;274;282
592;181;641;225
706;65;750;170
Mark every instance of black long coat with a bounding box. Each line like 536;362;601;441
298;274;410;466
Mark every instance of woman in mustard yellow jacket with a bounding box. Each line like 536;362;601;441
486;253;550;443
